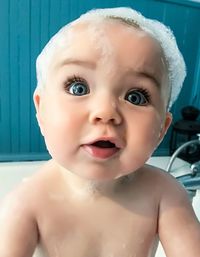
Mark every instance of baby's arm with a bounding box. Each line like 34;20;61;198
0;190;38;257
158;174;200;256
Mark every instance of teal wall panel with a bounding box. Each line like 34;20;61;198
0;0;200;161
0;0;11;154
191;38;200;106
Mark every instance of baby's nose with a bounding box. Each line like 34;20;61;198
89;98;122;125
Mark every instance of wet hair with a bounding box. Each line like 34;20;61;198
36;7;186;109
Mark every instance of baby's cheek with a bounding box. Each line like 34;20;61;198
149;122;162;144
129;115;162;155
149;116;165;146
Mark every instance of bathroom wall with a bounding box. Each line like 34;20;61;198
0;0;200;161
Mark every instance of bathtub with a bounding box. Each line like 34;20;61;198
0;157;200;257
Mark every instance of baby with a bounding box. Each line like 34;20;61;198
1;7;200;257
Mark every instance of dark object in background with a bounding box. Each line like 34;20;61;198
181;106;200;121
170;106;200;163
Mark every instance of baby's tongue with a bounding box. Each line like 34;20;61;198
84;141;118;159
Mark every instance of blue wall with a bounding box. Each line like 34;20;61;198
0;0;200;161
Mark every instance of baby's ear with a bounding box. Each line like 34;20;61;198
33;89;40;113
33;89;45;136
158;112;172;144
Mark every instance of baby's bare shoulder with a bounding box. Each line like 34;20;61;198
131;164;183;195
141;166;200;256
142;164;188;199
129;164;191;210
0;160;59;213
0;169;43;257
135;165;200;256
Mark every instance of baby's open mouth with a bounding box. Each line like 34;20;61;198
91;140;116;148
83;140;119;159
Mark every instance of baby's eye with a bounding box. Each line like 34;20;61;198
65;76;89;96
125;89;150;106
69;82;89;96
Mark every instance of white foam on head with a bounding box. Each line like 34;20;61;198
86;21;115;70
36;26;75;89
36;7;186;109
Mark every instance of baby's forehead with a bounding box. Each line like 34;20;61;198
50;20;167;90
58;19;165;65
70;19;158;44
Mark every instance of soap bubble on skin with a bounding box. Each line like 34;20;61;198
59;165;134;199
69;180;114;199
70;181;98;199
86;21;116;75
59;167;107;199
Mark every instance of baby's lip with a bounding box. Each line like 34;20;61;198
81;137;123;159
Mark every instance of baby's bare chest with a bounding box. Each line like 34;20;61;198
36;197;158;257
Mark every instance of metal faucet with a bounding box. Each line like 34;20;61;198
166;134;200;200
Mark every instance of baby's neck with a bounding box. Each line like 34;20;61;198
57;163;132;200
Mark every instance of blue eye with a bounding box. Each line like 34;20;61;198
125;89;150;105
65;76;89;96
69;82;89;96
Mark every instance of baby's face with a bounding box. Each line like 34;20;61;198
34;20;172;181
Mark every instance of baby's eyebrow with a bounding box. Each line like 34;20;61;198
126;69;161;89
60;58;96;69
59;58;160;87
138;71;160;88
